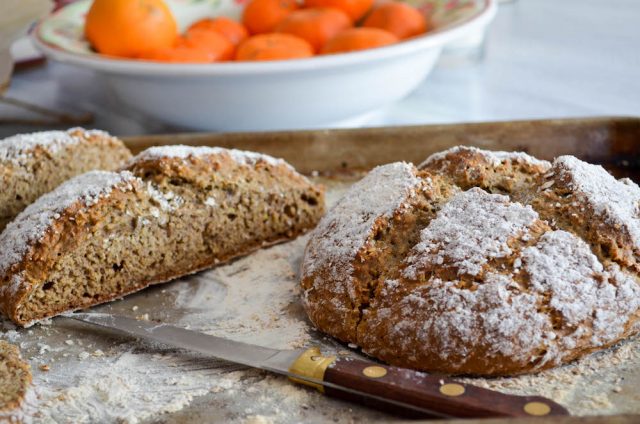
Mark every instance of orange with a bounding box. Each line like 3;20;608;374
276;8;351;53
189;17;249;46
85;0;178;58
304;0;373;22
139;46;214;63
242;0;300;35
363;1;428;39
180;27;235;61
236;33;314;61
321;27;398;54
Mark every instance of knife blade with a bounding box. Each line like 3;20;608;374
68;312;569;419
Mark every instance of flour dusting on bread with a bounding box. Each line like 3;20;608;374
302;162;421;288
522;230;640;347
404;188;538;278
385;274;555;364
552;155;640;246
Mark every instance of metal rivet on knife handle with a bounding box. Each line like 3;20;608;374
523;401;552;416
439;383;465;397
362;365;387;378
288;347;336;393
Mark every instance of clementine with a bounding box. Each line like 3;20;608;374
276;8;351;52
363;1;428;39
321;27;398;54
242;0;300;34
190;17;249;46
304;0;373;22
236;33;314;61
85;0;178;57
139;46;214;63
181;27;235;61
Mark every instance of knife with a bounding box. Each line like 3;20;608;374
69;312;569;419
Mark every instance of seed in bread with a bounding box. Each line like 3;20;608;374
301;146;640;376
0;128;132;232
0;340;32;423
0;146;325;326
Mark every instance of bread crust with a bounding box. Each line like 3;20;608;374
302;146;640;376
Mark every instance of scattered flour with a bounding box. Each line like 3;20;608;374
35;351;226;424
169;236;312;350
244;415;275;424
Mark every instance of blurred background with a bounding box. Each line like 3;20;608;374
1;0;639;137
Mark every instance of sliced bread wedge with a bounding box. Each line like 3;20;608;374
0;146;324;325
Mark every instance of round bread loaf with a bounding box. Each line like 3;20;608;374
301;146;640;376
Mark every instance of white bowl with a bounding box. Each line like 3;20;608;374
33;0;496;131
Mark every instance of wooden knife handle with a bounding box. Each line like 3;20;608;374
322;357;569;419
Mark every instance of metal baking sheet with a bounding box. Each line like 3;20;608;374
2;117;639;424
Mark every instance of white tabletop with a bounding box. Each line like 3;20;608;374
1;0;639;137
